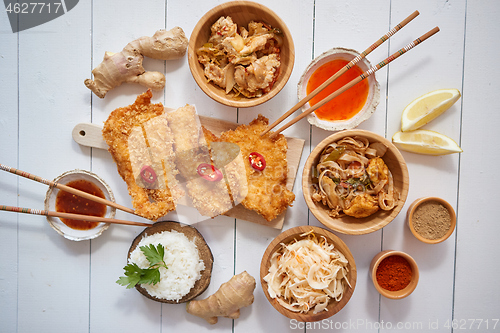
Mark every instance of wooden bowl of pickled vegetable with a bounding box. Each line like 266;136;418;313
188;1;295;108
260;225;357;322
302;130;409;235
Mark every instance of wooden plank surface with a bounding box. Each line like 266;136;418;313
0;9;20;333
454;0;500;323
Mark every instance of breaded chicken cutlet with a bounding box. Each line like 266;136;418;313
204;115;295;221
103;91;292;222
102;90;183;220
166;105;234;217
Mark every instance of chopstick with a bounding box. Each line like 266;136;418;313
268;26;440;137
0;164;136;215
0;205;152;227
261;10;420;136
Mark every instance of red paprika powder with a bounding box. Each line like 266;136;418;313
376;255;412;291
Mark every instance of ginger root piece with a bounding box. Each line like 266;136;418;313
85;27;188;98
186;271;256;325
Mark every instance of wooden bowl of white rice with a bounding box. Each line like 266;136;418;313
127;221;214;303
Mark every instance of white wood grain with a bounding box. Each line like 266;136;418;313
13;1;93;332
0;9;20;333
382;1;466;332
454;0;500;324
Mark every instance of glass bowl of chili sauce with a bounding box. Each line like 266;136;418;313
297;47;380;131
369;250;419;299
44;169;116;241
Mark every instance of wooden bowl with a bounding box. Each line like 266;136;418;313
302;130;409;235
260;225;356;322
407;197;456;244
369;250;419;299
188;0;295;108
127;221;213;303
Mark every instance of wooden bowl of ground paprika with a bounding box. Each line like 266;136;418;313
369;250;419;299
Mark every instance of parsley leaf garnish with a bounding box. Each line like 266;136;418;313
141;244;168;269
116;243;168;289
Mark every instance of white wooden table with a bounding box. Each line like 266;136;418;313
1;0;499;332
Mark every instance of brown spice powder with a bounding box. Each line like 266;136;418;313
412;200;451;240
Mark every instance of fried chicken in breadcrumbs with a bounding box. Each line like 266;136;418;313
215;115;295;221
202;127;248;207
166;105;234;217
102;90;183;220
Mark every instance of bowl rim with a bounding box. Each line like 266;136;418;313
188;0;295;108
407;196;457;244
260;225;357;322
369;250;419;299
302;129;409;235
297;47;380;131
44;169;115;241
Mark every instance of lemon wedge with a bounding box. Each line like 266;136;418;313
392;130;462;155
401;89;461;132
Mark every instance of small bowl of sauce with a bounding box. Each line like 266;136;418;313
44;169;116;241
298;47;380;131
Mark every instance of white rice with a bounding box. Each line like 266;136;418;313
129;230;205;302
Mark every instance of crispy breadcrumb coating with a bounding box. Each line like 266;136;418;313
213;115;295;221
102;90;183;220
166;105;233;217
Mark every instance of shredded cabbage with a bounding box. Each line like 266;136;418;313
263;231;351;314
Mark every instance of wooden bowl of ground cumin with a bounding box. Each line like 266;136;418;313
407;197;456;244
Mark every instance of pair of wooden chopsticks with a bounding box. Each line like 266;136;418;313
0;164;152;228
262;10;439;136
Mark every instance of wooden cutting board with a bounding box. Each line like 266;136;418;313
72;116;305;229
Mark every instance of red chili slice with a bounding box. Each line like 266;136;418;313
249;152;266;171
197;163;223;182
140;165;157;184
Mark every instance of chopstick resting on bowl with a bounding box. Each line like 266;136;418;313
261;10;419;136
0;164;136;216
265;26;439;137
262;10;420;136
0;205;152;227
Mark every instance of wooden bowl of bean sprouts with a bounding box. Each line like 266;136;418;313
302;130;409;235
260;225;357;322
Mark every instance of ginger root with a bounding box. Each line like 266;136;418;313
186;271;256;325
84;27;188;98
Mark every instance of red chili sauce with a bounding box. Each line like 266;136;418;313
306;59;369;121
55;179;106;230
